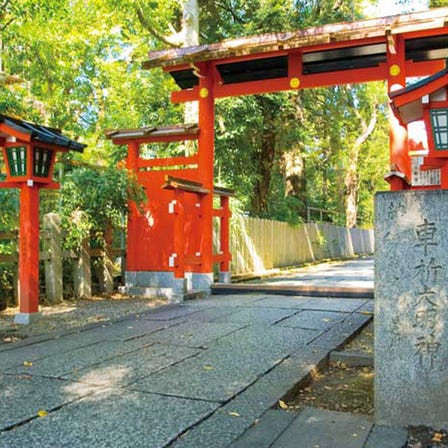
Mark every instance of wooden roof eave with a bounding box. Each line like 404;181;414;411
389;69;448;124
143;8;448;70
105;124;199;143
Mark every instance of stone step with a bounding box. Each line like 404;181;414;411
229;410;296;448
329;350;374;367
364;425;408;448
212;283;374;299
268;407;373;448
232;407;408;448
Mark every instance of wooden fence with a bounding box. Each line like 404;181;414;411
226;216;374;276
0;212;124;306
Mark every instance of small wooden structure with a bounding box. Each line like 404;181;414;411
0;114;85;323
390;67;448;188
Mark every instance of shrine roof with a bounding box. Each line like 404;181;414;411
389;67;448;124
105;124;199;141
143;8;448;92
0;114;86;151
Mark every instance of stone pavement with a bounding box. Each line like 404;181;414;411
213;257;374;298
0;291;375;447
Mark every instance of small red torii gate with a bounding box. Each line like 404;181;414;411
106;125;232;300
108;9;448;300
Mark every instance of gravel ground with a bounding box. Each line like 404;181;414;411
0;294;167;343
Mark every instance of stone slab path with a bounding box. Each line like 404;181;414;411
0;292;373;447
213;258;374;298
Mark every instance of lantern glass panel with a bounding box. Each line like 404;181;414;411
33;147;54;178
430;108;448;150
6;146;27;177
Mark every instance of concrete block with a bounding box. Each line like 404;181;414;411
278;310;348;330
271;407;372;448
230;410;295;448
172;347;329;448
0;389;218;448
66;344;201;387
190;272;213;293
212;307;298;325
364;425;408;448
132;325;319;402
218;271;231;283
375;191;448;429
9;338;155;378
0;373;100;431
14;312;42;325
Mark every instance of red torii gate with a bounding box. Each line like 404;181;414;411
109;9;448;300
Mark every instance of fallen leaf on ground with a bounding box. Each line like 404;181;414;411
278;400;288;410
432;432;444;443
203;365;214;371
23;361;33;367
228;411;240;417
37;410;48;418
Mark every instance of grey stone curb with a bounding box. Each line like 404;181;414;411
330;350;374;367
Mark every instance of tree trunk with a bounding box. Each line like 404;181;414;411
283;149;307;219
345;104;377;228
251;101;276;215
182;0;200;154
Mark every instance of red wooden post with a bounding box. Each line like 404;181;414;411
387;34;411;190
17;184;40;321
126;141;139;272
197;62;215;274
173;190;185;279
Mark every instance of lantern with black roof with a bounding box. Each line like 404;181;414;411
0;114;86;324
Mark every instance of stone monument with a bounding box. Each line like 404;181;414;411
375;190;448;429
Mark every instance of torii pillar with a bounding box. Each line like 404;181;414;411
195;62;216;288
386;34;412;190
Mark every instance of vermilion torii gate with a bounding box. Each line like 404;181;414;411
109;9;448;300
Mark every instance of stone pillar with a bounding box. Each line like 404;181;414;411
98;225;114;294
73;212;92;299
375;190;448;429
43;213;63;304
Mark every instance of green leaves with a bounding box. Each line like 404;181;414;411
59;166;146;248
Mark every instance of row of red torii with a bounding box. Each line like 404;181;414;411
1;9;448;322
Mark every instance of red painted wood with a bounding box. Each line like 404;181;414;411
173;189;185;278
138;155;198;169
18;185;40;314
197;62;215;274
387;35;411;190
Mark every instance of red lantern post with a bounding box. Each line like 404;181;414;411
0;115;85;324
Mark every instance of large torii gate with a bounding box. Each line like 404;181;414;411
109;9;448;300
